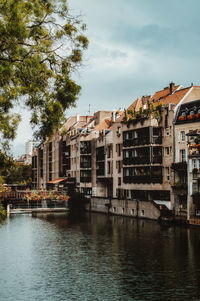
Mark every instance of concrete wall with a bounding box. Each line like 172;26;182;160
87;197;161;220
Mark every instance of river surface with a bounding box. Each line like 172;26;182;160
1;213;200;301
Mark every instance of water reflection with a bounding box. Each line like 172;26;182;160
1;213;200;300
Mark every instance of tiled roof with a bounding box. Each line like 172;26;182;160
150;85;180;103
160;87;191;106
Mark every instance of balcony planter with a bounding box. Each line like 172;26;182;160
193;168;198;174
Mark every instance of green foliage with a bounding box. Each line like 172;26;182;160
0;150;32;184
0;0;88;143
0;203;6;220
5;163;32;185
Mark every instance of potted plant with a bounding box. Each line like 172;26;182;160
187;114;193;120
178;115;186;121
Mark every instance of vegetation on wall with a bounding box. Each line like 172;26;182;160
123;103;162;125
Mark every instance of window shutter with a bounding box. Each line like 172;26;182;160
175;150;179;162
190;182;193;196
185;149;188;162
177;131;180;143
189;159;192;173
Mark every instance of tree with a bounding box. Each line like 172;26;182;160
0;0;88;146
5;162;32;185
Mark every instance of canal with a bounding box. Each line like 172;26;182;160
1;213;200;301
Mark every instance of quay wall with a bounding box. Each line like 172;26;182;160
86;197;161;220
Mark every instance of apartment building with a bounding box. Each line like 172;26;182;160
187;130;200;225
32;82;200;220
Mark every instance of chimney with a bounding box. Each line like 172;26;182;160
169;82;175;94
76;113;80;122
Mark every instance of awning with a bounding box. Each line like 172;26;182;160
47;178;67;184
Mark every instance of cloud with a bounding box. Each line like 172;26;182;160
12;0;200;156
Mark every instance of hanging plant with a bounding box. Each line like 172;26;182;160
123;109;128;121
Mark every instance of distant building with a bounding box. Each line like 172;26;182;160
15;153;32;165
25;140;38;156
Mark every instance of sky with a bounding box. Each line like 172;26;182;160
12;0;200;156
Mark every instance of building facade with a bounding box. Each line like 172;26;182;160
32;83;200;221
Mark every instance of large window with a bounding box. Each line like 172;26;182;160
181;131;185;142
180;149;186;162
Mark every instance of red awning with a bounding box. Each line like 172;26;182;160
47;178;67;184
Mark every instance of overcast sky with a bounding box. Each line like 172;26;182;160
12;0;200;156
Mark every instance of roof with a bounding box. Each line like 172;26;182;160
150;85;180;103
158;87;191;107
47;178;67;184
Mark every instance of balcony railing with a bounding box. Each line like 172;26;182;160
171;183;188;191
123;157;150;165
192;193;200;204
80;162;91;168
123;155;162;165
123;175;163;184
152;136;162;144
171;162;187;171
123;137;150;147
96;169;105;176
152;156;162;164
80;148;91;155
80;177;91;183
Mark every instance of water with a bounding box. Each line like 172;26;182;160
1;213;200;301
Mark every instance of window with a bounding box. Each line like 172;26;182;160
122;208;125;214
131;209;134;215
116;144;121;156
116;161;121;173
113;207;116;213
181;131;185;142
107;145;112;158
165;147;169;155
107;161;111;174
141;210;145;216
117;127;121;135
180;149;186;162
166;128;169;136
193;182;198;194
166;167;170;180
193;159;197;169
125;150;129;158
118;177;121;186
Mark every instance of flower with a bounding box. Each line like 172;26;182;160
178;115;186;121
187;115;193;120
195;113;200;119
